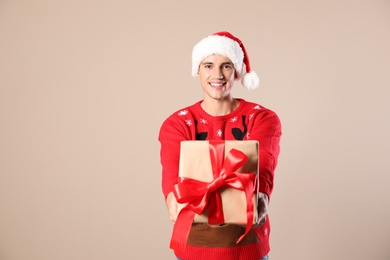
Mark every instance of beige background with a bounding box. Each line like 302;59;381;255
0;0;389;259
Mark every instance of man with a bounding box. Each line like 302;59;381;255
158;31;282;260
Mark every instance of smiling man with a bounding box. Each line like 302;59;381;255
158;31;282;260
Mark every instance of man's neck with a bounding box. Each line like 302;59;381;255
200;97;240;116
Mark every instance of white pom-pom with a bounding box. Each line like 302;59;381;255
241;71;260;90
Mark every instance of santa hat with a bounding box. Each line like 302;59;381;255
191;31;260;90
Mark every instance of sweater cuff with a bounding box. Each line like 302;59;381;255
162;184;174;199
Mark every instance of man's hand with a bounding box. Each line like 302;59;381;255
166;192;178;224
252;192;269;228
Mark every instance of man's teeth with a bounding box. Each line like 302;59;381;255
210;83;224;87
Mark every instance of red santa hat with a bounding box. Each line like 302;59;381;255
191;31;260;90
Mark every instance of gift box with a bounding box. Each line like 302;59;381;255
176;140;259;225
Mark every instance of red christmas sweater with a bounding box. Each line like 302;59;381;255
158;98;282;260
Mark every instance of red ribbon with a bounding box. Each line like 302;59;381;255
169;141;256;254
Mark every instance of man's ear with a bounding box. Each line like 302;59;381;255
197;65;201;77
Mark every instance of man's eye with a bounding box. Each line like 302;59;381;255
224;65;232;69
204;65;211;69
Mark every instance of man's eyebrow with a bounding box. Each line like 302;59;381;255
200;61;233;65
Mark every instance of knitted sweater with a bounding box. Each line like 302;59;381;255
158;98;282;260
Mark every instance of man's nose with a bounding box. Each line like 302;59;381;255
214;69;223;79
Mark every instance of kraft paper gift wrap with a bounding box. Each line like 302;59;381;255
176;140;259;225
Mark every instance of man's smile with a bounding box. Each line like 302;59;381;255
209;82;226;88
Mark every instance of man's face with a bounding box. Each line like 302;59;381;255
197;54;236;101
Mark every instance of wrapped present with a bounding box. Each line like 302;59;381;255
170;140;259;253
177;140;259;224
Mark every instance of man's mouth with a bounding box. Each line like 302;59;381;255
209;82;225;88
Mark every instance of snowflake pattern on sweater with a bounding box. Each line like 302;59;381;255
174;101;260;141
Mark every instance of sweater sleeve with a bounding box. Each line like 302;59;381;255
248;109;282;199
158;115;190;199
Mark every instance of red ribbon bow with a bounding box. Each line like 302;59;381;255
170;141;256;254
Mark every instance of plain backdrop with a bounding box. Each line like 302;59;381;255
0;0;389;259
